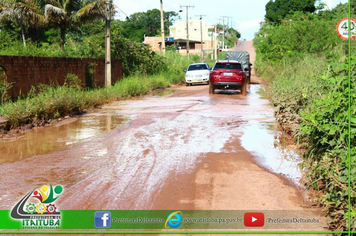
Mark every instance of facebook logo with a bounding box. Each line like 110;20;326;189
94;211;111;228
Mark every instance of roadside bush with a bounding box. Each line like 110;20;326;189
253;8;355;231
300;58;356;231
256;50;355;233
255;53;330;135
65;73;82;89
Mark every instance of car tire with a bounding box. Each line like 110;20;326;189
186;82;190;86
209;83;215;94
241;82;247;96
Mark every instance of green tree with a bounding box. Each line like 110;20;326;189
0;0;44;46
44;0;110;50
110;20;166;76
227;27;241;39
265;0;316;23
118;9;179;42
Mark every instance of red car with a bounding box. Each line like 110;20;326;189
209;60;248;95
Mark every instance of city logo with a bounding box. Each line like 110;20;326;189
94;211;112;228
11;184;63;229
165;211;182;228
244;212;264;227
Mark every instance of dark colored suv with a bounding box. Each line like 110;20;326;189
209;60;248;95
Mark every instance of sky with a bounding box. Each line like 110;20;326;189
114;0;348;40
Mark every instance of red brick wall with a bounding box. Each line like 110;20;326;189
0;56;122;98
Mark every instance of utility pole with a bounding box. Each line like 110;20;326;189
217;17;222;49
160;0;165;53
105;0;113;87
227;16;233;46
180;5;194;60
221;16;228;49
211;27;213;48
195;14;206;60
214;24;217;60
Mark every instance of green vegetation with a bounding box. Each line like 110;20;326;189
300;58;356;231
0;20;174;77
254;2;355;232
225;27;240;48
0;0;179;49
265;0;316;23
0;0;44;46
44;0;109;50
0;1;183;76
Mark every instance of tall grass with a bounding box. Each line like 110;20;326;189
254;41;354;232
255;52;345;135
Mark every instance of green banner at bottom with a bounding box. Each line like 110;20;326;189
0;209;338;231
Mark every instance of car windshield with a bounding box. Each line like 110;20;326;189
214;63;242;70
188;64;208;71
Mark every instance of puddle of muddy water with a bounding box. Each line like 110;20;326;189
152;90;176;97
239;85;303;184
0;114;126;164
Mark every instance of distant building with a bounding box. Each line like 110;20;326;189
144;19;218;55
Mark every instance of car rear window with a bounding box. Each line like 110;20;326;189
188;64;208;71
214;63;242;70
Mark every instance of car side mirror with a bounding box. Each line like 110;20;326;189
184;70;187;72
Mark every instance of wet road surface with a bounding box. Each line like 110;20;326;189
0;83;326;228
0;41;329;233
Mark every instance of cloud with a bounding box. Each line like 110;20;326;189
236;18;263;31
235;18;263;40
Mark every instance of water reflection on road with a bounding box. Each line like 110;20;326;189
240;85;303;183
0;114;126;164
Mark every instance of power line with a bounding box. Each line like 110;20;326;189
113;3;129;19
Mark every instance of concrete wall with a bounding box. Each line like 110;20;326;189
0;56;122;98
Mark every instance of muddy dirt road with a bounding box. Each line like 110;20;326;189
0;41;328;233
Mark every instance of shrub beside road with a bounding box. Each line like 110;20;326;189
254;7;355;232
